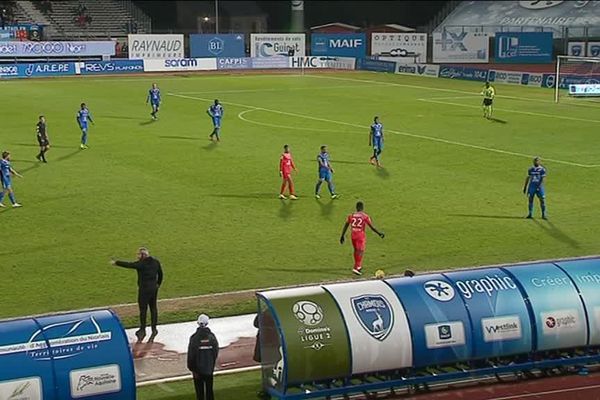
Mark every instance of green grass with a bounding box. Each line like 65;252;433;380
1;71;599;319
137;370;261;399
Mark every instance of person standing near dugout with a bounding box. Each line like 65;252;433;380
188;314;219;400
110;247;163;342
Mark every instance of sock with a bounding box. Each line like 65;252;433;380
540;199;547;215
289;180;295;195
355;252;363;270
280;182;286;195
0;191;4;203
528;197;534;215
9;192;16;204
81;132;87;145
327;181;335;195
37;151;42;159
315;181;322;195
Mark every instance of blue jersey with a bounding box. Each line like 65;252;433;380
317;152;331;172
528;166;546;188
148;88;161;104
208;104;224;118
77;108;92;126
371;122;383;139
0;159;11;181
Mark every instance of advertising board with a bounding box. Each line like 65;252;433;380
439;65;489;81
78;60;144;75
495;32;553;63
190;34;246;58
356;58;395;73
370;32;427;63
143;58;216;72
395;63;440;78
289;56;355;70
433;32;489;63
250;34;306;57
128;34;184;59
0;41;114;58
311;33;366;57
216;57;253;70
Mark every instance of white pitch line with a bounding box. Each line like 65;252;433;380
238;109;352;133
168;92;599;168
418;97;600;124
486;383;600;400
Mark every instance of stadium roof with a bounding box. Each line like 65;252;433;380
310;22;361;31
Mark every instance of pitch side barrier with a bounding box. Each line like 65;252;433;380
0;309;135;399
256;257;600;400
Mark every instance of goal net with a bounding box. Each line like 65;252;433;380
555;55;600;103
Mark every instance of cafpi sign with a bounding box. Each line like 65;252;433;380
351;294;394;341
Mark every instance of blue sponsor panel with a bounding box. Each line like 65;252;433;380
35;310;135;399
311;33;366;57
356;58;395;73
439;65;489;81
80;60;144;75
0;41;115;58
0;318;56;399
503;263;587;351
217;57;253;70
444;269;532;359
555;258;600;345
250;57;290;69
495;32;553;63
190;34;246;58
12;62;76;78
387;274;472;367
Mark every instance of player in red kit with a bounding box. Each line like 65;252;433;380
279;144;298;200
340;201;385;275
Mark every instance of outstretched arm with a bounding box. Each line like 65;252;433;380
10;167;23;178
367;222;385;238
340;222;349;244
111;259;142;270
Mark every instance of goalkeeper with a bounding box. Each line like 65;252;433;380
481;81;495;119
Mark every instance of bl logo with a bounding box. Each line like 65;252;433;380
208;37;225;55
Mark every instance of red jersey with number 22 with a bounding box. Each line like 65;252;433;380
347;212;372;239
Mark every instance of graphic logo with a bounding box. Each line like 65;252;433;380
519;0;563;10
482;315;522;342
69;365;121;398
351;294;394;341
424;280;455;301
541;310;578;334
293;300;323;326
208;37;225;55
424;321;466;349
454;274;517;299
436;31;468;52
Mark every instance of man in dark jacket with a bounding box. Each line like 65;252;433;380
188;314;219;400
111;247;163;342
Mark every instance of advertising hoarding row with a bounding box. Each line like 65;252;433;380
495;32;553;63
250;33;306;58
371;33;428;63
190;34;246;58
567;42;600;58
258;257;600;389
0;41;115;58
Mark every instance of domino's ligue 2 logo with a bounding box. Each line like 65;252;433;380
351;294;394;341
424;280;455;302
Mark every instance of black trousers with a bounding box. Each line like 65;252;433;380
138;288;158;331
193;374;214;400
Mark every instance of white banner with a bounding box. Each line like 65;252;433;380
288;56;355;70
493;70;523;85
371;33;427;63
70;364;121;398
394;62;440;78
324;281;412;374
143;58;217;72
128;34;184;59
0;377;42;399
433;32;489;63
251;33;305;57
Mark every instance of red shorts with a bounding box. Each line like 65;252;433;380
351;235;366;251
282;173;292;180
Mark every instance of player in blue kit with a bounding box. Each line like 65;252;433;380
523;156;547;219
0;151;23;208
207;99;224;142
369;116;384;167
315;145;339;199
147;83;161;120
77;103;94;149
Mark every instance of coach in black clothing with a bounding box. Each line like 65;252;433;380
188;314;219;400
111;247;163;343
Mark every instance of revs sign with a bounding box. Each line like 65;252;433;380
371;33;428;63
311;33;366;57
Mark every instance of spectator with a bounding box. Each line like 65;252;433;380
188;314;219;400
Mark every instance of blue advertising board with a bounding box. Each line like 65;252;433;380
250;57;290;69
387;274;472;367
495;32;553;63
190;34;246;58
217;57;253;70
79;60;144;75
356;58;395;73
439;65;489;81
444;268;532;359
311;33;366;57
0;41;115;58
503;263;587;351
556;259;600;345
0;62;76;78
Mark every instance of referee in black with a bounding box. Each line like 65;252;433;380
111;247;163;343
36;115;50;163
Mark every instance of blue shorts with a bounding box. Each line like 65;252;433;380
151;101;160;108
80;123;88;132
528;186;545;198
373;138;383;151
1;178;11;189
319;169;332;181
212;117;222;128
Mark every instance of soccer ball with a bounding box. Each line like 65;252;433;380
292;301;324;326
375;269;386;279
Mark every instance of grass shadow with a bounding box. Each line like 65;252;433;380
103;115;148;121
12;143;72;149
139;120;155;126
330;160;367;165
533;219;580;249
159;135;200;141
375;167;390;179
203;141;218;151
210;193;274;200
279;199;294;220
54;150;82;163
20;163;41;174
448;213;525;220
489;117;508;124
317;198;335;218
12;159;39;164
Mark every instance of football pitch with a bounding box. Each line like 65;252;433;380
1;70;599;319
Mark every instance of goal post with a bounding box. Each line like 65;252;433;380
555;55;600;103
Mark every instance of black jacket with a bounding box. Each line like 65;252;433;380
115;256;163;292
187;327;219;375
